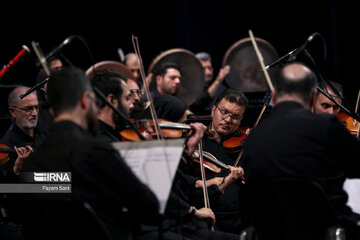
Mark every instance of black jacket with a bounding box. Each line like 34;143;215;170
242;101;360;226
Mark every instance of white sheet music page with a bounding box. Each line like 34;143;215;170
112;139;185;214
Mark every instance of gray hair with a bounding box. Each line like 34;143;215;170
8;86;31;107
195;52;211;62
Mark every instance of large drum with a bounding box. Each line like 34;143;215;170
222;37;279;92
85;60;133;81
147;48;205;106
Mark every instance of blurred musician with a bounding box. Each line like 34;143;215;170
190;52;230;116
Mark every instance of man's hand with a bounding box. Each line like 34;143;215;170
195;177;224;188
184;122;207;156
14;145;33;175
218;166;244;193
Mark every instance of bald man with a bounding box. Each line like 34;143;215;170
125;52;141;84
242;62;360;239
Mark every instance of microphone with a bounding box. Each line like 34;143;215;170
36;36;74;67
288;32;319;62
20;77;49;99
0;45;30;79
265;48;296;70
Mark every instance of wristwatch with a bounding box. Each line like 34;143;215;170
190;206;196;215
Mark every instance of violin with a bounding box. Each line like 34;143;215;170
337;88;360;138
119;119;191;141
222;101;268;154
0;144;16;165
189;150;229;178
338;112;359;137
222;127;251;153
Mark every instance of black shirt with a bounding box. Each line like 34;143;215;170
188;129;245;234
22;120;159;238
97;119;122;142
242;101;360;226
0;123;46;179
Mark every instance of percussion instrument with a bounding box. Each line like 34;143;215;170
222;37;279;92
148;48;205;106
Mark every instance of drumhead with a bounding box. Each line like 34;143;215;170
223;37;279;92
85;60;133;81
148;48;205;106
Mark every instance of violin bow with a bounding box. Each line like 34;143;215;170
248;30;274;94
131;35;163;140
31;41;51;77
232;30;275;176
198;140;214;231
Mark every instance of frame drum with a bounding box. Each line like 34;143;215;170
223;37;279;92
148;48;205;106
85;60;133;81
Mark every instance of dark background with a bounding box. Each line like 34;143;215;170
0;1;356;135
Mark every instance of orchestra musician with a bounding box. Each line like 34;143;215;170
190;52;230;116
188;88;247;235
312;80;343;115
0;85;48;240
0;86;47;176
21;67;159;239
19;66;231;240
311;80;360;215
125;52;141;85
89;69;134;142
139;92;241;240
242;62;360;240
127;78;145;119
149;62;182;98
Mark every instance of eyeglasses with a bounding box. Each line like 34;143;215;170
11;105;39;113
130;89;143;97
215;105;242;121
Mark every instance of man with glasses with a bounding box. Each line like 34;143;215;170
0;86;46;172
0;85;47;240
187;88;248;235
127;79;145;119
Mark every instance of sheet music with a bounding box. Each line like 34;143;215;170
112;139;185;214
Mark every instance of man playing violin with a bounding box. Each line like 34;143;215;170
187;88;248;235
312;80;343;116
0;86;44;175
20;67;160;239
127;78;146;119
311;80;360;216
89;69;134;142
0;86;47;240
139;90;242;240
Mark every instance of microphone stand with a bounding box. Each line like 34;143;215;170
92;87;145;140
20;78;49;99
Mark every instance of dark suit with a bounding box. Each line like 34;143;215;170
242;101;360;238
